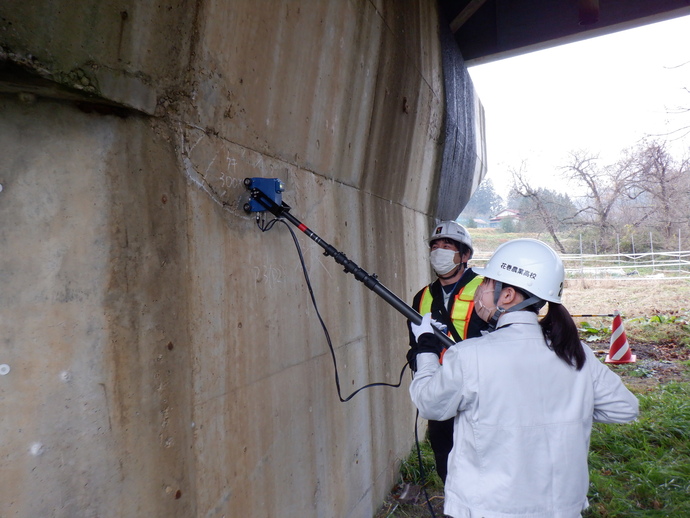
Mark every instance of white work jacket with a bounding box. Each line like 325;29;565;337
410;311;639;518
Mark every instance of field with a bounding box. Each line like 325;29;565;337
374;230;690;518
562;277;690;317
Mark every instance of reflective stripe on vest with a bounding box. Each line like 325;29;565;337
418;275;483;340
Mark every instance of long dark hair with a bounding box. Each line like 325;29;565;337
539;303;586;370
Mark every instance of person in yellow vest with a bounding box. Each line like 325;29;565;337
407;220;488;483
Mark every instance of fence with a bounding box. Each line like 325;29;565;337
472;250;690;280
562;250;690;279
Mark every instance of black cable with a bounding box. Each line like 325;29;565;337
258;214;438;517
414;410;438;518
256;215;408;402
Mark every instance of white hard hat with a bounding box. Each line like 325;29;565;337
428;221;473;258
473;238;564;303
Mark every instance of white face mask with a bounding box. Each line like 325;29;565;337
430;248;459;275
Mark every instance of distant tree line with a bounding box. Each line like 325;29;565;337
459;139;690;254
462;178;504;222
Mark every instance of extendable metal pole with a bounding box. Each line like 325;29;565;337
246;184;456;349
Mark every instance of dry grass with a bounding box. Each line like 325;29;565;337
561;278;690;318
469;228;690;318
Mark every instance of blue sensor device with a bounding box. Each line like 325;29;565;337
244;177;285;212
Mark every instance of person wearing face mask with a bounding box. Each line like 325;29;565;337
409;238;639;518
406;220;488;484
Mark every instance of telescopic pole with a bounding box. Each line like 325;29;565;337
244;179;456;350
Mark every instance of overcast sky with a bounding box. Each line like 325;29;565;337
467;14;690;200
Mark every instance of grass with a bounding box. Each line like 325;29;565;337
380;382;690;517
468;228;545;259
398;438;443;490
625;312;690;347
577;311;690;347
585;382;690;517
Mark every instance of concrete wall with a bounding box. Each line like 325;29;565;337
0;1;483;516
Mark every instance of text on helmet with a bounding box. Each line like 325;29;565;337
500;262;537;279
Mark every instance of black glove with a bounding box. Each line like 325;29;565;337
416;333;444;356
406;346;418;372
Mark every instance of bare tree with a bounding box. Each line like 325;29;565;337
510;164;567;253
559;151;642;251
629;140;690;245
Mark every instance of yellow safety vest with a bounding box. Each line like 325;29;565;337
418;275;483;340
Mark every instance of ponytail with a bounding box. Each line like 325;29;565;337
540;303;586;370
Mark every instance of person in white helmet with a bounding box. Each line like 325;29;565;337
406;220;489;483
409;238;639;518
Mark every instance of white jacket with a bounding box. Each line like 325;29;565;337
410;311;639;518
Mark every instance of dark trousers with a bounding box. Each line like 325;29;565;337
427;418;454;483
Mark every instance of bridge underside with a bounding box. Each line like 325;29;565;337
441;0;690;65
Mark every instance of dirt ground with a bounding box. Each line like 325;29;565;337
563;277;690;390
374;278;690;518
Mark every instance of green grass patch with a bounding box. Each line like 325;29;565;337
585;382;690;517
468;228;558;261
625;312;690;346
398;436;443;491
575;311;690;347
390;383;690;517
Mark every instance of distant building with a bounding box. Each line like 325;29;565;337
455;217;490;228
490;209;520;228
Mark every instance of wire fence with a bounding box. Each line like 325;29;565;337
562;250;690;280
472;250;690;281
